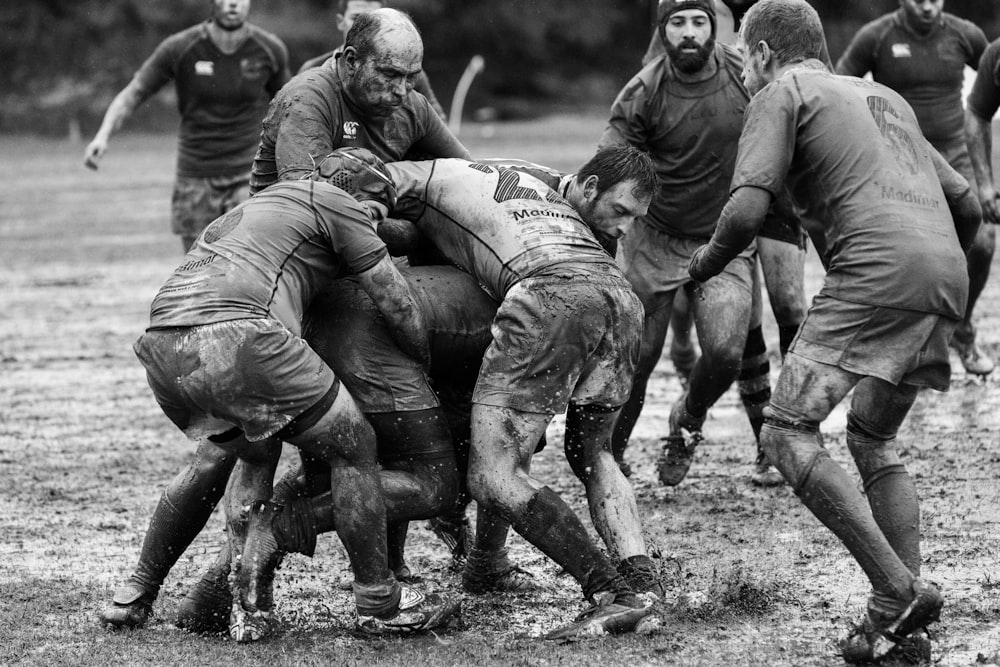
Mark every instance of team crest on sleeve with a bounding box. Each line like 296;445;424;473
195;60;215;76
202;207;243;244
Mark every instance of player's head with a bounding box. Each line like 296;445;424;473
210;0;250;31
739;0;825;94
658;0;717;74
572;144;655;242
336;0;383;40
898;0;943;35
341;8;423;118
312;147;398;215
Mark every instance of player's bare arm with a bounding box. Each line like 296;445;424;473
930;147;985;251
84;82;148;170
964;108;1000;225
356;254;430;366
688;185;772;281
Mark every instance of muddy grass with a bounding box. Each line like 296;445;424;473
1;126;999;665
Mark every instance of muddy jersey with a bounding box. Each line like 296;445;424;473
602;43;748;239
131;21;289;178
386;159;620;301
967;38;1000;121
148;180;386;333
732;66;968;318
835;9;986;146
249;59;469;194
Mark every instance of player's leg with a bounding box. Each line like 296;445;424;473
99;438;236;629
758;234;807;358
668;289;697;387
953;222;996;374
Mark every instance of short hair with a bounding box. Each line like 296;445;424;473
344;8;418;57
336;0;382;16
578;144;657;202
740;0;825;66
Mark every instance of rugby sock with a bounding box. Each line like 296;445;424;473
738;325;771;442
764;423;913;602
778;324;800;358
618;554;663;597
510;486;628;603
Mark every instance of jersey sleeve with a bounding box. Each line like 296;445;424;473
273;87;341;182
968;41;1000;120
314;184;388;274
730;81;797;197
963;19;988;69
599;72;653;150
130;33;185;101
834;23;878;77
262;35;291;97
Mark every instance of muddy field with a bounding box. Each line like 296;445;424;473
1;123;999;666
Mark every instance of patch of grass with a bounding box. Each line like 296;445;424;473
674;561;789;621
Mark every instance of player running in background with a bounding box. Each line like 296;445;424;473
837;0;993;376
84;0;289;251
965;37;1000;267
297;0;447;119
249;7;468;195
690;0;980;661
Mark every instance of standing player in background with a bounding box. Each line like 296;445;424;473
690;0;981;661
84;0;289;251
965;37;1000;250
837;0;993;376
249;8;468;194
297;0;447;120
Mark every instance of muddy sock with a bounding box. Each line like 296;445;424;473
618;554;663;596
738;325;771;442
271;497;318;556
862;463;921;577
510;486;628;603
778;324;800;358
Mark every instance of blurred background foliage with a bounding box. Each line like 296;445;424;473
2;0;998;135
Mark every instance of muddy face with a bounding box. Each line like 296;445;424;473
343;29;423;119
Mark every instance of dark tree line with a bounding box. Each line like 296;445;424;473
2;0;997;134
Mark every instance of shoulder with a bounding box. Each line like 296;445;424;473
854;12;896;45
156;23;207;56
618;58;667;103
941;13;987;53
246;24;289;60
718;42;744;73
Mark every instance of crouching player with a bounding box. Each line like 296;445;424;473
688;1;981;662
102;153;460;640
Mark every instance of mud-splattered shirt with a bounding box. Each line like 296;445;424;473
130;21;289;178
386;159;621;301
249;59;469;194
733;66;968;318
835;9;986;146
148;180;386;333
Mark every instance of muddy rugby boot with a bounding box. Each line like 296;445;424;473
176;562;232;634
462;547;538;595
355;585;461;635
840;579;943;664
99;580;156;629
656;395;705;486
544;591;653;640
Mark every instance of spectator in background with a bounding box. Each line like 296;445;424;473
298;0;447;119
84;0;289;251
249;7;467;194
837;0;992;376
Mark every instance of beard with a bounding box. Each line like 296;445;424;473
665;34;716;74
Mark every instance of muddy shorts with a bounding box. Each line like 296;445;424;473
171;172;250;240
791;294;959;391
759;192;807;248
473;273;642;414
134;318;338;442
618;221;756;315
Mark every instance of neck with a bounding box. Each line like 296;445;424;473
207;20;249;54
900;8;936;36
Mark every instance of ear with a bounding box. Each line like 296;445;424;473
755;40;773;72
581;174;600;201
342;46;360;72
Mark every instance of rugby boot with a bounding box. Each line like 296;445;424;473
427;512;474;570
750;449;785;488
656;395;705;487
355;584;461;634
543;590;653;640
950;323;994;376
98;580;156;630
840;579;943;664
175;560;232;634
462;547;538;595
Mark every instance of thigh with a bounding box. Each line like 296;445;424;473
692;253;754;355
758;237;806;308
849;377;918;439
769;351;860;425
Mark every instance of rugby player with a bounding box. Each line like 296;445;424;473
297;0;447;120
689;0;981;661
837;0;993;376
105;153;462;641
603;0;805;488
965;38;1000;256
249;7;468;195
84;0;289;251
365;145;661;638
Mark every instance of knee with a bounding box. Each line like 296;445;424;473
467;467;500;509
761;415;825;493
423;461;460;514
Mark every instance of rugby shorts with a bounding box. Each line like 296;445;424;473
134;318;338;442
473;272;642;414
618;220;756;315
791;294;959;391
171;171;250;239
